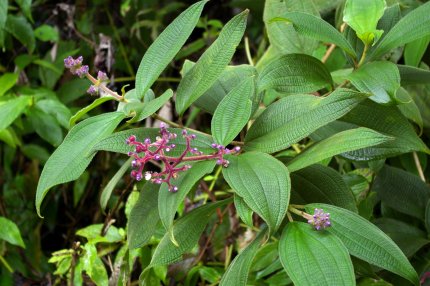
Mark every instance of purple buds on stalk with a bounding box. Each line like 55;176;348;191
64;56;89;78
307;208;331;230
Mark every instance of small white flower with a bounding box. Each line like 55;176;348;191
144;172;152;181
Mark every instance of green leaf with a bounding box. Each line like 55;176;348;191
76;224;124;244
343;0;385;45
219;229;267;286
35;112;125;217
348;61;400;104
175;10;248;114
100;158;132;210
290;164;358;212
373;165;430;220
374;218;430;257
158;160;216;244
404;35;430;67
272;12;356;58
69;97;115;127
279;222;355;286
0;216;26;248
397;64;430;86
0;73;19;96
34;24;59;42
4;15;35;53
135;0;207;97
369;2;430;60
0;96;32;130
223;152;290;233
211;76;254;145
234;194;253;227
244;89;367;153
35;99;72;129
149;199;231;267
92;127;215;156
257;54;333;94
82;244;109;286
263;0;319;55
128;183;160;249
125;89;173;123
287;127;392;172
0;0;7;31
311;99;430;160
15;0;33;23
396;87;423;132
28;107;63;146
305;203;419;285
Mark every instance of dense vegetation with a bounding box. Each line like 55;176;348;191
1;0;430;285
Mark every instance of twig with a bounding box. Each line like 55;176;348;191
0;254;13;273
413;152;426;182
244;37;254;66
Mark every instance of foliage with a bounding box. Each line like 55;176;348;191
1;0;430;285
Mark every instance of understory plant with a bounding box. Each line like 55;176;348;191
28;0;430;285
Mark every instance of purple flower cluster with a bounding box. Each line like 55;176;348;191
307;208;331;230
126;124;240;192
87;71;109;96
64;56;89;78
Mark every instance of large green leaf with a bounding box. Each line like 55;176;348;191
128;183;160;249
311;99;430;160
135;1;206;97
0;96;32;130
223;152;290;233
305;203;419;285
149;199;231;267
244;89;367;153
257;54;333;94
0;73;19;96
279;222;355;286
211;76;254;145
369;2;430;60
287;127;392;172
175;10;248;114
343;0;385;45
158;160;216;244
272;12;356;58
0;216;25;248
348;61;400;104
92;127;215;156
219;229;267;286
125;89;173;123
373;165;430;220
263;0;319;55
290;164;358;212
35;112;125;217
4;15;35;53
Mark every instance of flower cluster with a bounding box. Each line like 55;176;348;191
126;124;240;192
307;208;331;230
87;71;109;96
64;56;89;78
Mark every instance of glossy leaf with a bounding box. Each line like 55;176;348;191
348;61;400;104
0;216;26;248
149;199;231;267
0;73;19;96
175;10;248;114
35;112;125;217
92;127;214;156
0;96;32;130
373;165;430;220
343;0;385;45
279;222;355;286
245;89;367;153
369;2;430;60
305;203;419;285
257;54;333;94
219;229;267;286
135;1;207;97
290;164;358;212
287;127;392;172
128;183;160;249
158;160;216;243
100;158;132;210
272;12;356;58
223;152;290;233
69;97;114;127
211;76;254;145
234;194;253;227
125;89;173;123
82;244;109;286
